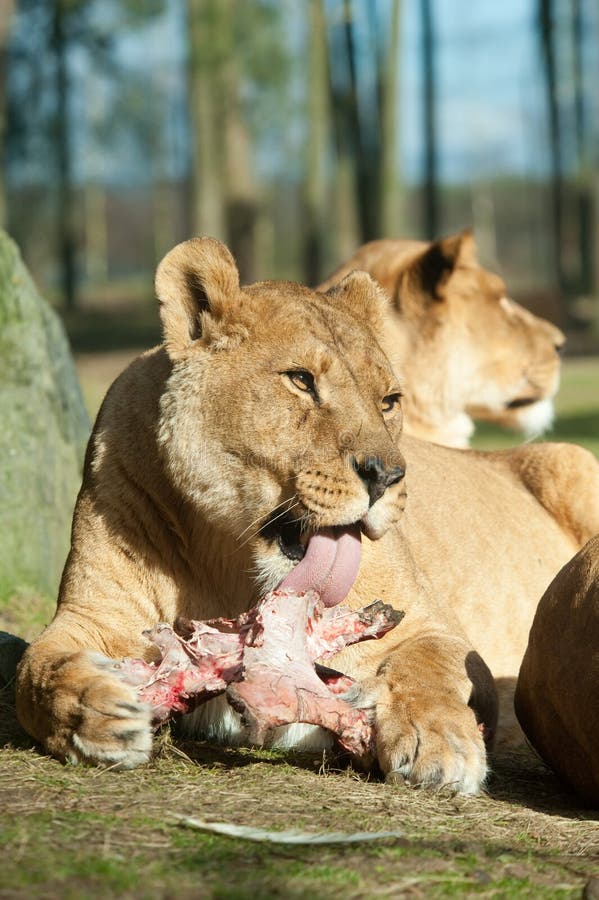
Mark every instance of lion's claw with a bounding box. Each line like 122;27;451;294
43;650;153;769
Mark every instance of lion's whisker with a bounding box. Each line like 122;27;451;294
235;494;297;543
229;498;301;556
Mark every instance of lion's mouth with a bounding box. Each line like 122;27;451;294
261;512;308;561
261;512;362;607
505;396;538;410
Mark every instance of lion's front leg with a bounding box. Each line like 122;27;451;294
16;620;153;769
354;632;496;794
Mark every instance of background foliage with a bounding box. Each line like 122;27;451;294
1;0;599;340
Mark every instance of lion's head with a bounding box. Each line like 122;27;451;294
153;237;406;605
318;231;565;448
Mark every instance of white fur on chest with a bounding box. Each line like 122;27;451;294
179;695;334;753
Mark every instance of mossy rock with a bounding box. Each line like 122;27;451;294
0;231;90;605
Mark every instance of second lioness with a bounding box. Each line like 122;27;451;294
319;231;564;448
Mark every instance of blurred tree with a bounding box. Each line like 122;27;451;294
538;0;565;307
186;0;286;282
106;68;182;268
50;0;78;311
421;0;438;239
220;0;259;283
187;0;226;242
324;3;360;259
380;0;402;236
325;0;403;245
6;0;165;309
571;0;593;298
304;0;329;285
327;0;378;243
83;72;108;283
0;0;15;231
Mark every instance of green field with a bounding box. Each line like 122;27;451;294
1;723;597;899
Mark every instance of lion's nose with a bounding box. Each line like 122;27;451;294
352;455;405;507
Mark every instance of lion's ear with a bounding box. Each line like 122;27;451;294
323;270;391;332
397;229;478;307
155;237;241;357
437;228;478;269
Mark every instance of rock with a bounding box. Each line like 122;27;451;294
0;631;29;687
0;231;90;603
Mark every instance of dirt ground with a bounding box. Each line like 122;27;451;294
1;679;598;899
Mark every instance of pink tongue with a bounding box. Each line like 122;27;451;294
278;525;362;607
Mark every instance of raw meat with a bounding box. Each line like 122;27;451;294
115;590;403;761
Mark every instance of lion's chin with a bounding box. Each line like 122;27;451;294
510;397;555;438
252;550;296;598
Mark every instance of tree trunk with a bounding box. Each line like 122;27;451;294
333;154;361;265
51;0;78;310
380;0;402;237
324;3;360;261
571;0;591;295
84;182;107;283
304;0;329;285
341;0;379;242
538;0;565;308
0;0;15;232
593;173;599;334
421;0;438;239
219;0;259;283
187;0;225;240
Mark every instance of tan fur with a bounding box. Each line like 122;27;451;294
515;535;599;805
15;238;599;793
318;231;565;447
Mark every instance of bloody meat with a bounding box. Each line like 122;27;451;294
115;590;403;761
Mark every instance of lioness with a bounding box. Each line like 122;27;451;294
318;231;565;448
16;238;599;795
515;534;599;806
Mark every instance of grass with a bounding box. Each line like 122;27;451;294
1;351;598;897
0;587;56;643
1;712;598;899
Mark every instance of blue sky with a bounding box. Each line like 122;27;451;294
402;0;552;181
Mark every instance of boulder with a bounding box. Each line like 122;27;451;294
0;231;90;604
0;631;28;688
515;534;599;806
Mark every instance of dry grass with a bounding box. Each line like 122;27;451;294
1;680;598;898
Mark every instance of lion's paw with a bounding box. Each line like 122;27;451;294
45;651;153;769
355;677;487;794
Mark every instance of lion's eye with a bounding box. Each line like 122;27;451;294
284;370;317;397
382;392;402;415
